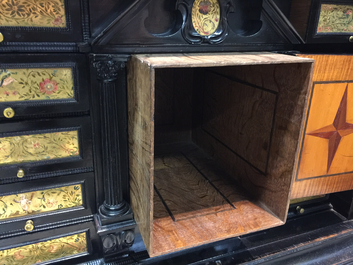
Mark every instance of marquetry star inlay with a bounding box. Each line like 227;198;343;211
307;85;353;173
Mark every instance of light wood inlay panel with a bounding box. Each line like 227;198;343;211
292;55;353;199
298;83;353;179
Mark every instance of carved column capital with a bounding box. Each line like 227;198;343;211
93;59;125;82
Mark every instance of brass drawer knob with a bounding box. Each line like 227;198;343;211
350;36;353;43
0;32;3;43
3;107;15;118
17;169;25;178
24;220;34;231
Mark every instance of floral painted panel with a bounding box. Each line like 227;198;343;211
192;0;220;36
0;232;87;265
0;130;79;165
0;184;83;220
317;4;353;33
0;0;67;28
0;68;74;102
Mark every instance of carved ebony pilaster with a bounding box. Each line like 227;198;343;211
90;55;133;225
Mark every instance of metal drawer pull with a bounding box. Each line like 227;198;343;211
3;107;15;118
0;32;3;43
17;169;25;178
24;220;34;231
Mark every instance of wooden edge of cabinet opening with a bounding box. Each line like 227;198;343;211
127;52;314;257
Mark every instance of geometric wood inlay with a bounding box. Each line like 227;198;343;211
306;85;353;173
298;82;353;180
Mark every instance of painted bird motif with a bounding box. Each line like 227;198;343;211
0;69;16;87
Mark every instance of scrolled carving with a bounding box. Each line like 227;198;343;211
93;60;125;82
102;230;135;254
176;0;234;44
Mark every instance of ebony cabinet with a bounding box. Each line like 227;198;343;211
0;51;98;264
1;0;353;264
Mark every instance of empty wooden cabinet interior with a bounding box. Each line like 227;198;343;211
0;0;353;264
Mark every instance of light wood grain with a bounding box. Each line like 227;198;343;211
152;200;282;257
292;55;353;199
202;70;276;173
134;52;313;68
127;56;155;253
128;53;314;256
193;61;313;221
299;55;353;82
154;153;234;221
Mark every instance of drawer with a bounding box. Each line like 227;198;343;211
0;0;83;43
0;54;89;119
0;222;99;265
289;0;353;44
0;117;92;181
0;173;95;235
127;53;314;256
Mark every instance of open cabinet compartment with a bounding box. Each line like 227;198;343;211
127;53;314;257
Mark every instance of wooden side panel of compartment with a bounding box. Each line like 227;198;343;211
128;53;314;257
291;55;353;199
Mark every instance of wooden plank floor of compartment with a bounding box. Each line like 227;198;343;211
152;142;283;257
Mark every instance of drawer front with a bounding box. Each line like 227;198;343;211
0;183;83;221
0;54;89;119
0;222;98;265
1;232;87;265
0;0;83;43
0;130;79;166
0;173;95;235
0;0;67;28
0;117;92;181
306;1;353;43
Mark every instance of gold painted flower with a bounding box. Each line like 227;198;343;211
46;199;58;208
39;79;58;94
13;250;24;260
4;0;26;17
199;0;211;15
53;16;63;26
